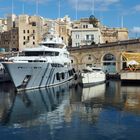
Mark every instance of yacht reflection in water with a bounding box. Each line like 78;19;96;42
1;80;140;130
82;83;106;102
0;82;76;128
70;83;106;123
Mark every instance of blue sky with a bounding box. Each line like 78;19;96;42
0;0;140;38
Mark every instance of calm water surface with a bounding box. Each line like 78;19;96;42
0;80;140;140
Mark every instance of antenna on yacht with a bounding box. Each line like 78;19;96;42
75;0;78;20
22;2;25;14
36;0;39;15
91;0;95;15
121;15;124;28
12;0;14;14
58;0;61;18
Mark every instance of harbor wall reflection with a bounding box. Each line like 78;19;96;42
0;80;140;129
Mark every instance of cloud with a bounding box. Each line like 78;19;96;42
68;0;120;11
131;27;140;33
133;4;140;11
19;0;50;4
0;6;11;12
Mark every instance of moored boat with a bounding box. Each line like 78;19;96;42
81;66;106;87
2;31;78;91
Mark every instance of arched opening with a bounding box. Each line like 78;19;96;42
81;54;97;69
102;53;116;73
70;55;78;70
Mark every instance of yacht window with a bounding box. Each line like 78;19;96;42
64;53;68;58
44;51;59;56
42;44;62;48
24;51;59;56
51;63;63;67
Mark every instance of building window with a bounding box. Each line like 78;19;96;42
33;30;35;33
86;35;89;40
86;34;94;40
23;30;25;33
88;55;91;60
91;35;94;40
76;43;80;47
33;42;35;45
23;36;26;40
83;25;88;28
76;34;79;39
71;60;73;63
33;36;35;40
32;22;36;26
23;42;25;45
27;36;29;40
27;30;29;33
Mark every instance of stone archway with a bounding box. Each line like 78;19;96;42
70;55;79;70
80;54;97;69
102;53;116;73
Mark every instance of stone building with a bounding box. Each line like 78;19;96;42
71;18;103;47
0;18;7;32
18;15;48;51
0;14;48;51
7;14;17;30
0;14;129;51
101;27;128;43
71;17;128;47
0;27;19;51
55;15;72;46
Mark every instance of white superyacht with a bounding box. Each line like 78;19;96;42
2;32;77;91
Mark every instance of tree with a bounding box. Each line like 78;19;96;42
68;35;72;47
89;15;98;28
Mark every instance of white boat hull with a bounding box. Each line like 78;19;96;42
81;71;106;87
3;62;76;91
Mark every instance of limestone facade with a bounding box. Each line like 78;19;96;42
0;14;128;51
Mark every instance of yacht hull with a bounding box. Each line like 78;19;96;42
81;71;106;88
3;62;76;91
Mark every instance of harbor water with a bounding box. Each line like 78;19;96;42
0;80;140;140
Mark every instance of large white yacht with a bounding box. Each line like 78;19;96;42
2;32;77;91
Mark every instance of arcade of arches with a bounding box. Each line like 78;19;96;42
70;53;119;73
69;40;140;74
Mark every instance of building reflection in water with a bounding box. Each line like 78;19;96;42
0;80;140;129
121;84;140;114
69;83;106;123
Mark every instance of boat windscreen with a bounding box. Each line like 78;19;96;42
24;51;59;56
41;44;64;48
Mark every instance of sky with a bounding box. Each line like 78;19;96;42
0;0;140;38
